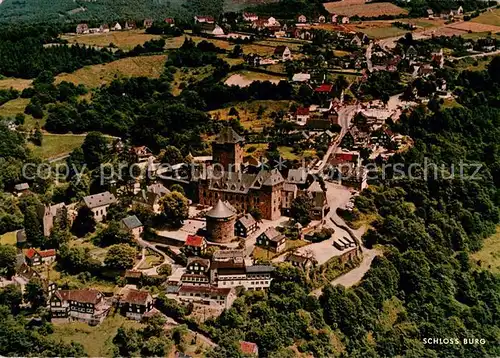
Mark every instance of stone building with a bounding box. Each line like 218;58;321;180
206;200;236;243
212;127;244;172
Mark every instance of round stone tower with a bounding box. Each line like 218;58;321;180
206;200;236;243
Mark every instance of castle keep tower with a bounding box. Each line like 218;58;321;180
206;200;236;243
212;127;244;172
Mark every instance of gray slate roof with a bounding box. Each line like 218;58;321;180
261;227;285;242
121;215;143;230
237;213;256;229
83;191;117;209
287;168;308;184
246;265;275;273
206;200;236;219
214;127;244;144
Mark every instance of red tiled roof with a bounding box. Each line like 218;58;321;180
25;248;37;259
296;107;310;116
315;84;334;93
123;289;152;305
185;235;205;247
240;341;258;355
39;249;56;258
164;18;174;23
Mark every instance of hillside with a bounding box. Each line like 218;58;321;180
0;0;188;23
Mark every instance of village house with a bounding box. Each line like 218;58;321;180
331;14;338;23
427;9;434;19
315;83;334;95
318;15;326;23
177;285;236;309
199;23;225;36
130;145;153;163
121;215;143;241
76;23;89;34
286;252;317;269
194;15;215;24
50;289;111;325
83;191;117;222
306;181;330;220
184;257;211;284
164;18;175;26
281;183;298;215
25;248;56;266
252;16;279;29
295;106;310;125
99;24;110;33
210;261;275;290
292;73;311;82
243;12;258;22
256;227;286;253
350;35;362;47
239;341;259;357
119;289;154;320
133;182;170;213
273;46;292;61
14;183;29;196
212;249;245;263
297;14;307;23
111;22;122;31
143;18;154;28
183;235;208;257
341;16;350;24
234;213;258;238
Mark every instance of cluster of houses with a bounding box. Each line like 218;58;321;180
426;6;463;20
75;17;175;34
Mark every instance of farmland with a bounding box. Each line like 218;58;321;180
60;30;163;51
472;8;500;27
0;77;32;91
224;71;285;87
56;55;167;88
28;134;85;159
323;1;407;17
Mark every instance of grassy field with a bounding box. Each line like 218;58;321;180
472;8;500;27
28;134;85;159
472;226;500;274
224;71;285;87
56;55;167;88
209;100;291;132
61;30;163;51
279;146;316;161
0;77;32;91
0;231;17;245
51;314;144;357
323;1;407;17
138;248;163;269
171;66;214;96
355;25;408;39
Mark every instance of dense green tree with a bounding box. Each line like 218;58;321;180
0;245;17;277
94;221;134;247
290;195;313;226
104;244;136;270
23;278;47;309
71;206;96;237
82;131;109;169
160;191;189;227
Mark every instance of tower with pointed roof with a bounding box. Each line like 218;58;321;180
212;127;244;172
206;200;236;243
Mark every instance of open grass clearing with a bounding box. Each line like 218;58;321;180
0;231;17;246
171;66;214;96
323;1;407;17
61;30;162;51
28;134;85;159
56;55;167;88
252;239;308;260
472;8;500;27
138;248;163;269
0;77;32;91
472;226;500;274
51;314;144;357
224;71;285;87
209;100;291;132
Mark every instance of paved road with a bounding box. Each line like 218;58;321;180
136;238;175;275
366;41;373;72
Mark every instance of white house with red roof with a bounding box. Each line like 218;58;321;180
194;15;215;24
119;288;154;320
25;248;56;266
295;107;310;125
183;235;207;256
243;12;258;22
315;83;334;94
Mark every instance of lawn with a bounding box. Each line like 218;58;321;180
209;100;292;132
472;226;500;274
244;143;268;159
278;146;317;161
171;66;214;96
28;134;85;159
60;30;163;51
0;231;17;245
138;248;163;269
472;8;500;27
357;25;408;39
0;77;32;91
51;314;144;357
56;55;167;88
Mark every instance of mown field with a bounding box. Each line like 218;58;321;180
28;134;86;159
472;8;500;27
60;30;163;51
323;1;407;17
56;54;167;88
0;77;32;91
472;226;500;274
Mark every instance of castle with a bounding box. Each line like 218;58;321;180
162;127;329;221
